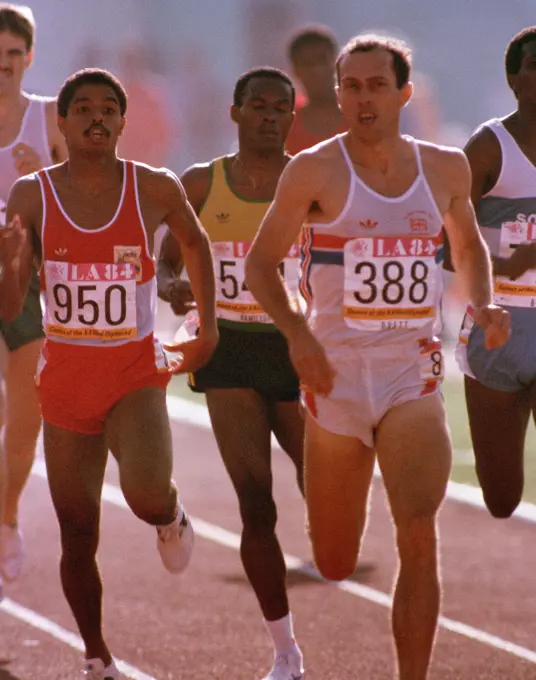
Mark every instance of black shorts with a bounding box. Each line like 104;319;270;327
189;324;299;401
0;269;44;352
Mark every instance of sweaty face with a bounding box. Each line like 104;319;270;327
292;42;336;101
0;31;31;96
59;84;125;153
233;77;294;151
337;48;411;143
511;39;536;105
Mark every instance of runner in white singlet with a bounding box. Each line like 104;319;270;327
245;33;510;680
0;4;67;596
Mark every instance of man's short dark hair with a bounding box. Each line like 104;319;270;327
57;68;127;118
505;26;536;80
336;34;412;89
0;3;35;52
233;67;296;109
288;25;338;64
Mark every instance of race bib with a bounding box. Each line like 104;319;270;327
418;337;444;395
343;237;440;331
45;261;137;341
212;240;299;324
495;220;536;308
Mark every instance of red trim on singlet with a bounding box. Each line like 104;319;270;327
310;232;354;250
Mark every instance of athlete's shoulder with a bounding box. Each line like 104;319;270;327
22;92;56;106
131;163;186;209
462;118;503;165
418;139;469;172
131;161;179;184
180;159;215;186
180;159;221;212
7;172;43;232
293;134;342;161
417;140;471;198
9;171;42;195
281;135;346;197
285;135;341;176
44;97;57;119
30;95;57;119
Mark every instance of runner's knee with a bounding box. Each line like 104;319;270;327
396;516;438;568
59;514;100;561
124;478;178;525
475;457;523;518
309;524;362;582
313;545;357;582
482;488;522;519
238;481;277;537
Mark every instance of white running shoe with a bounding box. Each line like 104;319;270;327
263;645;305;680
0;524;25;582
156;506;194;574
83;658;120;679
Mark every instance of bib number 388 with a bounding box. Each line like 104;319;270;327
343;237;440;331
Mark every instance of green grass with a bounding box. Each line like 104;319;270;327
168;375;536;504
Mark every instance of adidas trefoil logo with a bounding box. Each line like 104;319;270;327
54;247;68;257
216;213;230;224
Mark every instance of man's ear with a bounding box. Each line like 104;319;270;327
400;80;414;108
25;49;34;70
230;104;240;124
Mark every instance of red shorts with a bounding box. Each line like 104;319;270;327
36;334;171;435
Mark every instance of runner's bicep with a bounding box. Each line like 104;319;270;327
444;193;488;270
443;153;488;268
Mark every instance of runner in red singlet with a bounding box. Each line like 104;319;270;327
285;25;347;154
0;67;218;680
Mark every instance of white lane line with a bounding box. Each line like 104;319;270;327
0;598;156;680
29;458;536;665
165;395;536;524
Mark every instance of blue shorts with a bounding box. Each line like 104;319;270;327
456;307;536;392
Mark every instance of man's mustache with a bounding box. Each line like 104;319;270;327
83;123;110;137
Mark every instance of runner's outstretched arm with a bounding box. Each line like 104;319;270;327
443;150;494;308
159;171;216;339
443;149;509;348
245;154;314;337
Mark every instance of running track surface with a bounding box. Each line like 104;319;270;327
1;393;536;680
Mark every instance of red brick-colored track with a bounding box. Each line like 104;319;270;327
1;402;536;679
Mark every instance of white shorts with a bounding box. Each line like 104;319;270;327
301;337;444;448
